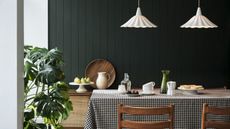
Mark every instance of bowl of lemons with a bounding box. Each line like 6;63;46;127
69;77;94;93
74;77;92;84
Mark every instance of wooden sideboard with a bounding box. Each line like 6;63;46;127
62;90;92;129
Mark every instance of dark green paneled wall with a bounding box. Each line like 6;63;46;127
49;0;230;88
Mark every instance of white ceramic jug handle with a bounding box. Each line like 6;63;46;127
152;81;155;87
107;74;111;81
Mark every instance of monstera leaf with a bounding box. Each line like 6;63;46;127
24;59;37;80
34;83;72;123
37;64;64;84
24;121;46;129
45;48;63;66
24;109;47;129
24;46;72;129
25;47;48;64
32;81;72;127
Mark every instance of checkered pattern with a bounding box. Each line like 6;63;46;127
84;89;230;129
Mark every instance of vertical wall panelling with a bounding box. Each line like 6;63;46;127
49;0;230;88
63;0;72;84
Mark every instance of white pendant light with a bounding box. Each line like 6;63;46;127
181;0;218;28
121;0;157;28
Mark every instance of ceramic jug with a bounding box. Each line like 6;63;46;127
96;72;110;89
167;81;176;96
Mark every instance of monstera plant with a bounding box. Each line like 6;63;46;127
24;46;73;129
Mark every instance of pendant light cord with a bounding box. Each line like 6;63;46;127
198;0;200;7
138;0;140;7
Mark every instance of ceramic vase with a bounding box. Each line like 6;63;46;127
96;72;109;89
160;70;170;94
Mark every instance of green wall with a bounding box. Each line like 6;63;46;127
49;0;230;89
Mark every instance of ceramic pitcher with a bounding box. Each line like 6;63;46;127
96;72;110;89
167;81;176;96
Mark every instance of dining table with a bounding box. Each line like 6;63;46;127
84;89;230;129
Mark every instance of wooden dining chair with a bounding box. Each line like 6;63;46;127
201;103;230;129
117;104;174;129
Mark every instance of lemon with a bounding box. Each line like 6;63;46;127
74;77;81;84
86;77;90;83
81;78;86;83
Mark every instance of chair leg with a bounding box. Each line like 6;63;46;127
118;104;123;129
169;104;174;129
201;103;208;129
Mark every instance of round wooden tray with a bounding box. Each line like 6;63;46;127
85;59;116;88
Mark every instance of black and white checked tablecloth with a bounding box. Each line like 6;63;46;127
84;89;230;129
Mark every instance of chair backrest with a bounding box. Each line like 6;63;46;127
201;103;230;129
117;104;174;129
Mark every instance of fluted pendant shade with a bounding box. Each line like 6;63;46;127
181;0;217;28
121;0;157;28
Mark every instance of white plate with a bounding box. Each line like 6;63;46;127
178;87;204;91
178;85;204;91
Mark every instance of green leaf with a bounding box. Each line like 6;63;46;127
24;46;72;128
37;64;64;84
23;120;46;129
24;110;35;121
